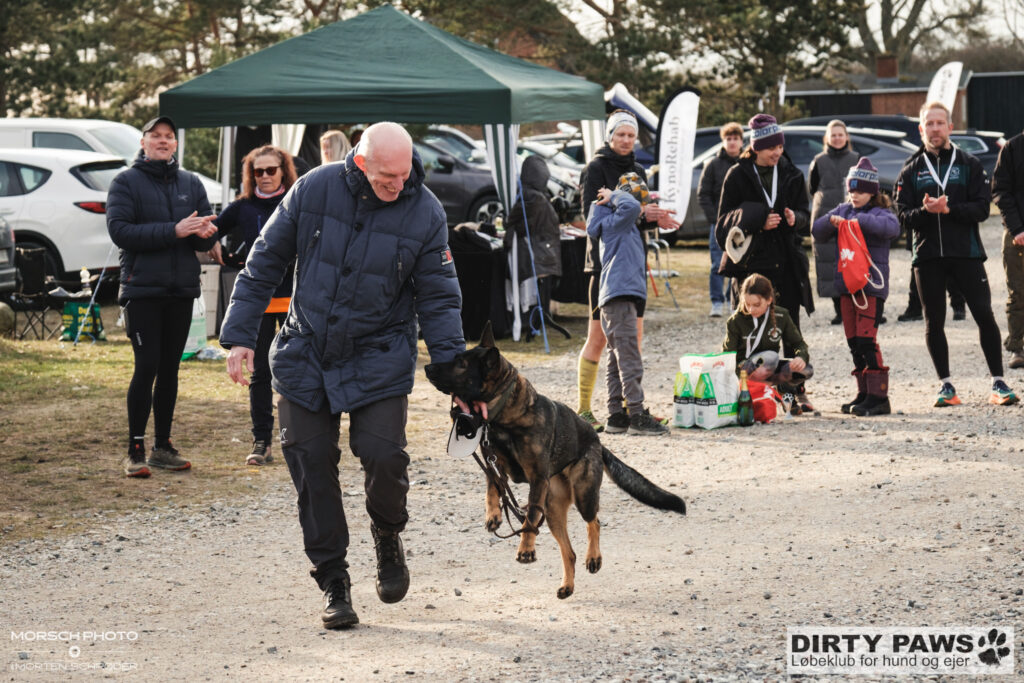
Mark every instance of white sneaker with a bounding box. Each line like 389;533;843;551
709;302;725;318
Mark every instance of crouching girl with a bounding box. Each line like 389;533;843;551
722;273;815;415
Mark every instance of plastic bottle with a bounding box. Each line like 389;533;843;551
80;267;92;296
737;369;755;426
494;215;504;233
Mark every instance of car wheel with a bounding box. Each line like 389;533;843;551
469;195;504;225
17;240;65;281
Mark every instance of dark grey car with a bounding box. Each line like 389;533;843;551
413;140;500;225
668;126;918;241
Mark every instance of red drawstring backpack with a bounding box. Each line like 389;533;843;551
836;218;884;309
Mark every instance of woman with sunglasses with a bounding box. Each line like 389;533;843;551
210;145;298;465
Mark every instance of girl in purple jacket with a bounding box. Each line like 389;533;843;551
812;158;900;416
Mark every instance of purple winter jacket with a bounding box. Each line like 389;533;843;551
811;202;900;299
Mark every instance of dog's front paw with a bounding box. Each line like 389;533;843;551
556;585;574;599
485;514;501;532
516;549;536;563
586;555;602;574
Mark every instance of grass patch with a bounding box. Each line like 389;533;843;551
0;304;269;542
0;244;711;543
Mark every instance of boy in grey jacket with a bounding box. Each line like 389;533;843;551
586;173;668;435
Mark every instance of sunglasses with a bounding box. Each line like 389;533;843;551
253;166;280;178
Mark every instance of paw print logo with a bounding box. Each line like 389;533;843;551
977;628;1010;666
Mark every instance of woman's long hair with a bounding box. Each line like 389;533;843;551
320;130;352;163
239;145;297;200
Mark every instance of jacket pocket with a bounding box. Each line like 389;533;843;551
353;329;414;395
268;323;312;391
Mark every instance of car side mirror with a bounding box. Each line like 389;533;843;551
435;155;456;173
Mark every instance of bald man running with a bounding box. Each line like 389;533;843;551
221;122;464;629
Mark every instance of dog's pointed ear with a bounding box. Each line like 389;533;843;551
483;346;501;368
479;321;496;348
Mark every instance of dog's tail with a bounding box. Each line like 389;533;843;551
601;447;686;515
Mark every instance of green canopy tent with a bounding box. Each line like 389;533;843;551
160;4;604;342
160;4;602;127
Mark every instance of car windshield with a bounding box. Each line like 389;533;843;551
519;142;580;168
73;160;127;191
88;124;143;161
422;132;485;164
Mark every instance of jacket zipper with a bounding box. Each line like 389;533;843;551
934;153;944;258
296;228;321;282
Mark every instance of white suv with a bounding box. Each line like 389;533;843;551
0;118;224;206
0;148;126;279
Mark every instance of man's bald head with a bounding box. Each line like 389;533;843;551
354;122;414;202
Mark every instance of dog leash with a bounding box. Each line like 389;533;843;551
450;401;544;539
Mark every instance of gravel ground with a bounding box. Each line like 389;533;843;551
2;217;1022;681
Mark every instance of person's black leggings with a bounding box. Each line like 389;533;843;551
124;297;194;443
251;312;287;442
914;259;1003;379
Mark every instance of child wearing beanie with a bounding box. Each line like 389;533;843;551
585;172;668;436
811;158;900;416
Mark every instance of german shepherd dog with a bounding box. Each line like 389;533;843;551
424;323;685;599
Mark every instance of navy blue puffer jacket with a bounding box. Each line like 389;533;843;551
219;150;464;414
106;152;216;304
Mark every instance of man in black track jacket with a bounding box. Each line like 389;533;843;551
894;101;1018;407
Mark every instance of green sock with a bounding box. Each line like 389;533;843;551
577;356;599;413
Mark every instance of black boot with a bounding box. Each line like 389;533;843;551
371;524;410;603
852;369;891;416
321;572;359;629
841;369;867;414
897;307;922;322
793;382;818;415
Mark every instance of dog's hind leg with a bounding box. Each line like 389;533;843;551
545;475;577;599
572;452;603;574
516;479;548;564
583;519;601;574
484;478;501;532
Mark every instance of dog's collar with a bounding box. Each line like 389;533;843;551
486;379;518;423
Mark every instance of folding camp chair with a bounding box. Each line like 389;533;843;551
7;247;59;340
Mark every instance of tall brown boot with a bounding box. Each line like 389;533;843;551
841;369;867;414
852;368;890;416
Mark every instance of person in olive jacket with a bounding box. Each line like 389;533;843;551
106;115;218;478
717;114;812;331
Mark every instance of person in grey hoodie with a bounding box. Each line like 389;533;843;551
504;154;561;335
586;173;667;436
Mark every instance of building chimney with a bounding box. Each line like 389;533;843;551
876;54;898;80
